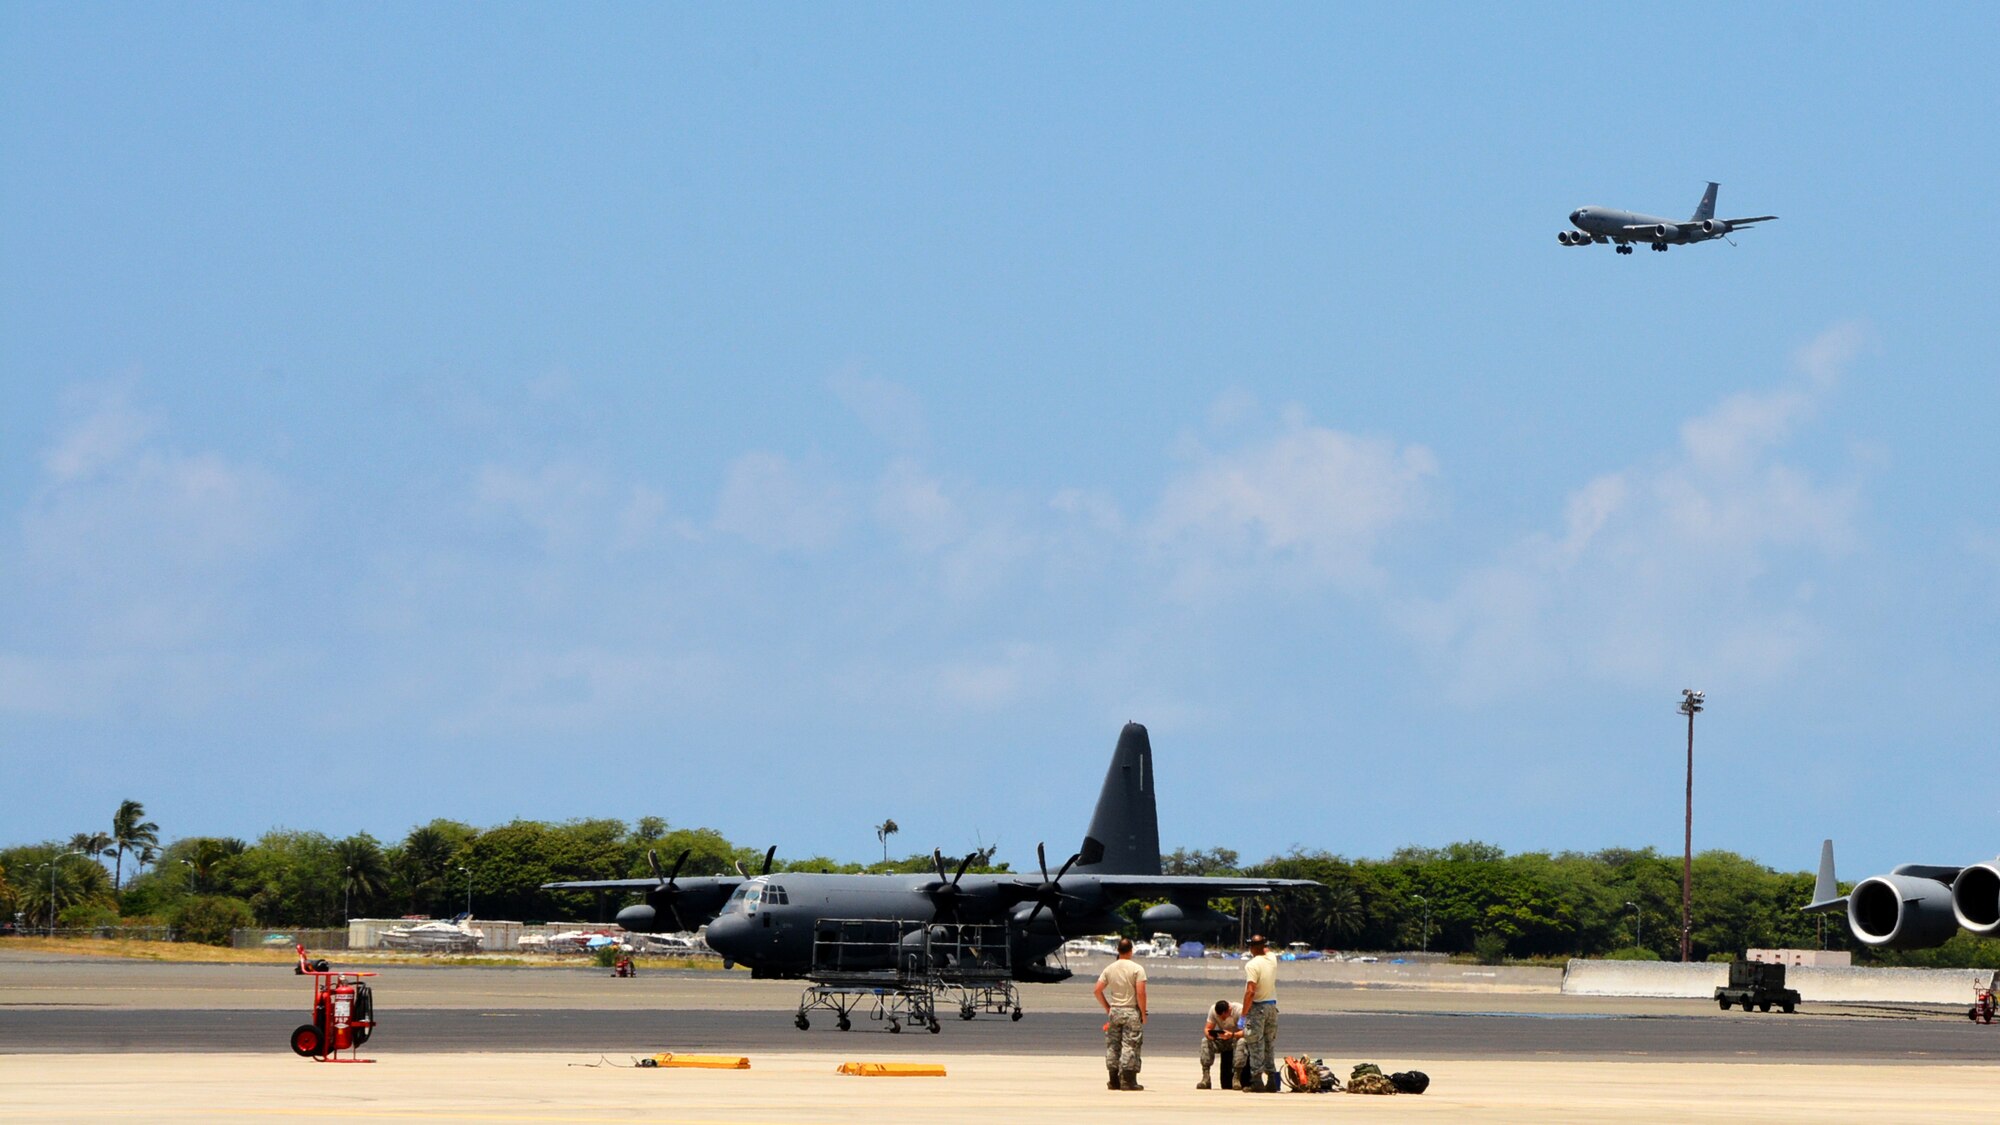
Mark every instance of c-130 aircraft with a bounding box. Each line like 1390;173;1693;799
543;723;1316;980
1559;181;1777;255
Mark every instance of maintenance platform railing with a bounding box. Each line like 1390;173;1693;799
796;919;1023;1033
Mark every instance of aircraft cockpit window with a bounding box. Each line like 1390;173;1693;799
764;884;788;905
722;883;752;915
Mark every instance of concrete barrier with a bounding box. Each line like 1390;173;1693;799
1561;960;1725;998
1562;959;1999;1005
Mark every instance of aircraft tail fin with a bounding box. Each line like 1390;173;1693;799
1803;838;1847;913
1073;722;1161;876
1691;181;1720;222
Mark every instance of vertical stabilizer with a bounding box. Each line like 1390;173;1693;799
1073;722;1161;875
1692;181;1720;222
1804;838;1848;912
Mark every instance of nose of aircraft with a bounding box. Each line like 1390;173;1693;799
1570;208;1584;224
704;914;752;961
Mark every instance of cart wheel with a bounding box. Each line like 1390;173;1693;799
1782;1002;1795;1014
960;1005;976;1021
889;1019;902;1034
290;1024;323;1057
1010;1008;1023;1022
1717;997;1729;1010
795;1014;810;1031
928;1019;942;1034
837;1016;851;1031
1758;1001;1771;1013
352;1025;371;1046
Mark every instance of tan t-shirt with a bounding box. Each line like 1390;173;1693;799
1097;957;1148;1009
1244;952;1277;1002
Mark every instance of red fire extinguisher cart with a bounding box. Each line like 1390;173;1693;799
291;944;377;1062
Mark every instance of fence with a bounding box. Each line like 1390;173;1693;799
230;927;349;951
11;926;178;941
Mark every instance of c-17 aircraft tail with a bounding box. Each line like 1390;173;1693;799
1074;721;1162;876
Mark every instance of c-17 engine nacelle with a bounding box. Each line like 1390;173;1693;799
1952;862;2000;937
1848;874;1960;948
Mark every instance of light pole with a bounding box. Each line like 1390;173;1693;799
344;865;352;922
1678;689;1704;963
43;850;85;935
1411;894;1430;954
1625;900;1641;951
459;866;471;918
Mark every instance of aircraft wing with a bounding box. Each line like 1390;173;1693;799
1723;215;1777;225
1085;875;1320;897
538;876;745;892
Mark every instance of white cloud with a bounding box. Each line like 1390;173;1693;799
440;646;726;734
1149;411;1438;596
713;451;847;551
1404;324;1867;699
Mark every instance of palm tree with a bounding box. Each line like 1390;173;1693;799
874;819;899;864
333;836;390;919
110;799;160;895
68;831;112;860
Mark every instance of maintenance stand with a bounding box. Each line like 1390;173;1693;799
795;919;1025;1033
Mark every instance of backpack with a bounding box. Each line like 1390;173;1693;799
1390;1070;1431;1094
1282;1056;1340;1093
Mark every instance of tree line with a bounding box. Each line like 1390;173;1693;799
4;807;1995;967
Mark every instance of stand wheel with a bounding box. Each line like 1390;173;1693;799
290;1024;323;1057
928;1019;942;1034
888;1019;902;1034
960;1005;976;1021
837;1016;851;1031
794;1014;810;1031
1010;1008;1023;1022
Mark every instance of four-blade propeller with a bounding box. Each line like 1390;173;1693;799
1015;842;1081;931
734;845;777;879
926;848;979;918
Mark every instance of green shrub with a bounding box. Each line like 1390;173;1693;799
1604;946;1662;961
59;903;121;930
1472;932;1508;965
171;895;256;945
591;944;621;967
1705;951;1736;963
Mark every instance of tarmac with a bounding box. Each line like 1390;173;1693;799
4;948;1996;1122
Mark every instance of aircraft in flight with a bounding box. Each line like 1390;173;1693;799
1802;839;1999;948
1559;182;1777;254
543;722;1317;980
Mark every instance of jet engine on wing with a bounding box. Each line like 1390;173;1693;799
1848;874;1961;948
1651;223;1678;241
1699;219;1732;236
1951;862;2000;937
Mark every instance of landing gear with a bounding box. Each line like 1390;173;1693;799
1651;242;1668;252
1616;244;1634;255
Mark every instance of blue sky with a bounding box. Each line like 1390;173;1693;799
5;4;1997;878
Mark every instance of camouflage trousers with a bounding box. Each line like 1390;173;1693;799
1103;1008;1144;1072
1198;1036;1239;1082
1242;1003;1278;1080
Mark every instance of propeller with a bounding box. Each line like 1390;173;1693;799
733;845;777;879
1017;841;1081;931
644;848;692;930
926;847;977;919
